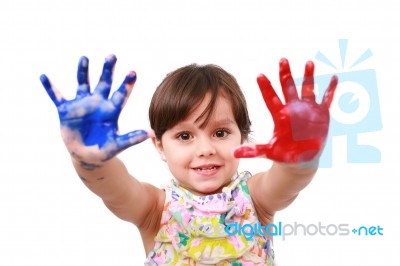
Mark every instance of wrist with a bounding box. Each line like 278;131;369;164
273;157;319;175
71;156;105;171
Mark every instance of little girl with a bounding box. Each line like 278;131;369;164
40;54;337;265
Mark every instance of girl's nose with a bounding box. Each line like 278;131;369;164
196;137;216;157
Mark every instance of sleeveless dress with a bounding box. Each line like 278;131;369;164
144;172;275;266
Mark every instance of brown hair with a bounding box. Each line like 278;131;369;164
149;64;251;141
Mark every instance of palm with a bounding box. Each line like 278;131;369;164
234;58;338;163
57;93;121;148
40;55;149;163
269;95;330;162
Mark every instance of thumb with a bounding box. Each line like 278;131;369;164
233;143;272;158
114;129;151;152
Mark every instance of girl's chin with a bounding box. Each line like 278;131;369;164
190;180;230;196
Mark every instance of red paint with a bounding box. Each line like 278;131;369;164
234;58;338;163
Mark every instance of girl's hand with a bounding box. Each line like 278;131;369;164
40;55;150;166
234;58;338;163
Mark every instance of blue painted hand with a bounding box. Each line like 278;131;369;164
40;55;150;163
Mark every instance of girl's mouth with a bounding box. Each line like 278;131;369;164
192;165;221;176
194;166;217;171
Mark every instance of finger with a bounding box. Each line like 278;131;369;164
233;143;272;158
111;71;137;109
94;54;117;99
301;61;315;102
321;75;339;108
257;74;283;116
115;129;151;152
279;58;298;103
39;74;65;107
76;56;90;98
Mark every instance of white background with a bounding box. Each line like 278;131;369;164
1;0;399;265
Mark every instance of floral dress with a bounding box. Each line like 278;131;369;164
144;172;275;266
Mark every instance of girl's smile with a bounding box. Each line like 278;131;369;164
153;92;242;195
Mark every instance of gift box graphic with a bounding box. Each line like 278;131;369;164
294;39;382;167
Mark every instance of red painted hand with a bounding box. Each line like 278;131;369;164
234;58;338;163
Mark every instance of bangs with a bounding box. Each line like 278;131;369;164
150;65;222;138
149;64;251;140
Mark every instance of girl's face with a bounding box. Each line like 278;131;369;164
153;93;242;195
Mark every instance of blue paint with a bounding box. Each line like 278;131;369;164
40;55;149;160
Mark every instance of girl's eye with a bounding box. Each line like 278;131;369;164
214;129;230;138
177;132;192;141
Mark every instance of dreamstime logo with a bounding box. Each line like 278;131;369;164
187;221;384;241
293;39;382;167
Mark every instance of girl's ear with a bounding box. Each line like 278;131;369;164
151;137;163;152
152;137;166;162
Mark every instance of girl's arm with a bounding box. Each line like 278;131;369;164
236;58;338;217
71;156;164;227
249;162;317;220
40;55;164;227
